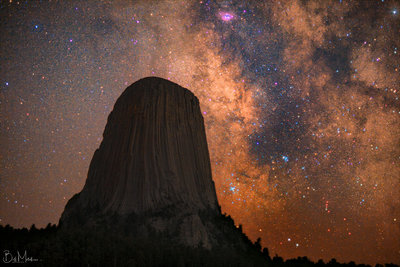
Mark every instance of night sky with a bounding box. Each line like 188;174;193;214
1;0;399;265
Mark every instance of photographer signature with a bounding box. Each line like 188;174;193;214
3;250;39;264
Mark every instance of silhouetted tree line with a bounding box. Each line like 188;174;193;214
0;216;398;267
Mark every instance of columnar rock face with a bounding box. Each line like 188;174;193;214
61;77;219;225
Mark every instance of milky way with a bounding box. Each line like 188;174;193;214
0;0;399;265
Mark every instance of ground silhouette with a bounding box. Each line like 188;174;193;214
1;222;398;267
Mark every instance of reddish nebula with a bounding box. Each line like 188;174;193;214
219;11;235;21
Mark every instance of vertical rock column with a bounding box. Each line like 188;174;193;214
61;77;219;224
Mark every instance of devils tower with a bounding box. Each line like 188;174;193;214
61;76;218;218
60;77;222;247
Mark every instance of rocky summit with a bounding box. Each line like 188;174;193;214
60;77;229;248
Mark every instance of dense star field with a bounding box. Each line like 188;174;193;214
0;0;399;265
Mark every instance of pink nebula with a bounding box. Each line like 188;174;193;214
219;11;234;21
